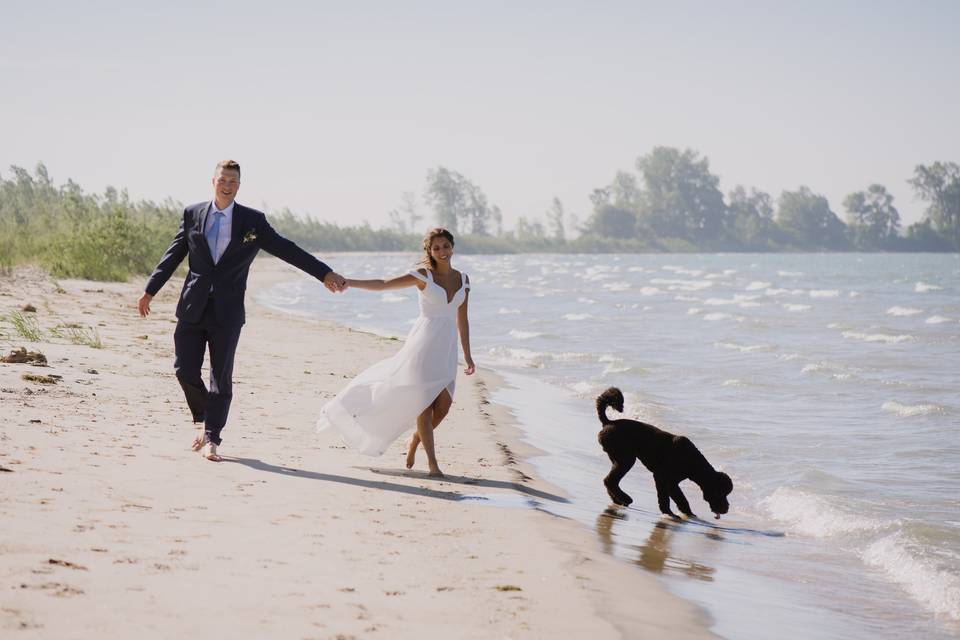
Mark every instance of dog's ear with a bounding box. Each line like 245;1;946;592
715;471;733;496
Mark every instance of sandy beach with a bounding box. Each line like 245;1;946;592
0;257;714;639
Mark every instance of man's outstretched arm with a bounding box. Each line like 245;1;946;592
256;215;345;292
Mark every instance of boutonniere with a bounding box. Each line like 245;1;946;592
242;229;258;244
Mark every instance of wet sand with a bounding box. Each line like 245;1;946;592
0;258;714;639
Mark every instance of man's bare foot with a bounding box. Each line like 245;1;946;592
200;440;222;462
406;436;418;469
191;432;206;451
427;465;444;478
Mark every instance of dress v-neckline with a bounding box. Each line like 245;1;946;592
428;271;463;305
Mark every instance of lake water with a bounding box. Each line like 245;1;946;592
258;252;959;640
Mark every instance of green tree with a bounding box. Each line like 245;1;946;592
776;187;849;250
387;191;422;235
424;167;496;235
609;171;642;212
635;147;727;241
909;162;960;249
842;184;901;250
545;197;566;242
726;186;779;249
587;204;636;238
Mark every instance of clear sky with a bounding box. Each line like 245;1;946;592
2;1;957;229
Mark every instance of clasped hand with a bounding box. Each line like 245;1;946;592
323;272;348;293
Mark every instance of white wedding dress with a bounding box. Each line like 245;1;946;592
317;269;470;455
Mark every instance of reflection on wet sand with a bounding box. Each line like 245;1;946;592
596;507;716;581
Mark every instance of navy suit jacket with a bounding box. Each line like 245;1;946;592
145;201;331;326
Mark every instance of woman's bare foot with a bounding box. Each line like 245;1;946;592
191;432;206;451
427;465;444;478
406;435;419;469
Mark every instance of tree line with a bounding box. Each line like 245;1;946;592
0;151;956;281
417;147;958;253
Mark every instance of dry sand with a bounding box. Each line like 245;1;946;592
0;257;715;639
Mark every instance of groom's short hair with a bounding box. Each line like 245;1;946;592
215;159;241;178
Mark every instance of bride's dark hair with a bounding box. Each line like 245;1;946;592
417;228;455;270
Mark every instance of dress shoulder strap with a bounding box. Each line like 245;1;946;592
461;271;470;290
408;268;430;283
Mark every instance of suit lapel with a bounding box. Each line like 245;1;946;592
218;203;247;264
196;201;215;265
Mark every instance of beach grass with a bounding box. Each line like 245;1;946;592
49;324;103;349
4;311;43;341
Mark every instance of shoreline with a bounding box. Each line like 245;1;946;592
1;257;714;639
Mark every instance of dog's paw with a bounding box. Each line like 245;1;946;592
612;494;633;507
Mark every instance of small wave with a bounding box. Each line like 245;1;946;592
576;297;596;305
381;293;406;303
715;341;770;353
777;270;803;277
484;347;547;368
687;308;702;315
881;401;945;417
915;282;942;293
649;278;713;292
661;265;704;277
926;315;954;324
782;303;812;312
760;487;885;538
563;313;593;321
639;287;661;296
778;353;801;361
722;379;748;387
603;281;631;292
498;307;521;315
886;306;923;317
509;329;543;340
703;312;732;321
766;287;806;297
862;533;960;621
842;331;915;344
801;361;859;380
745;281;771;291
356;313;373;319
569;381;599;395
809;289;840;298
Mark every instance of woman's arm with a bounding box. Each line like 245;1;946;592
345;273;422;291
457;285;475;375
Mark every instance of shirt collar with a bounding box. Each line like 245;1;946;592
210;200;236;217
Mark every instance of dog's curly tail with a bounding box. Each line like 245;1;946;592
596;387;625;424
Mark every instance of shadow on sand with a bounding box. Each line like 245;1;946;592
222;457;570;505
362;466;569;504
223;457;464;501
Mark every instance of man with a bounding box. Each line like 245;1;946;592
138;159;345;461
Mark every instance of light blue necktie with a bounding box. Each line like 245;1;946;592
206;210;224;264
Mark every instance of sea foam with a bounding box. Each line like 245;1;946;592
761;487;885;538
842;331;915;344
881;401;945;417
862;533;960;621
915;282;942;293
886;306;923;317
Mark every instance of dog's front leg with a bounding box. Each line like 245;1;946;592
669;484;695;518
654;475;678;518
604;454;635;506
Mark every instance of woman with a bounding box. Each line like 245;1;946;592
317;228;475;477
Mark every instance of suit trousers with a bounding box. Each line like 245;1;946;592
173;297;243;445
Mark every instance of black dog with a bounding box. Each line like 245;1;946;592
596;387;733;519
